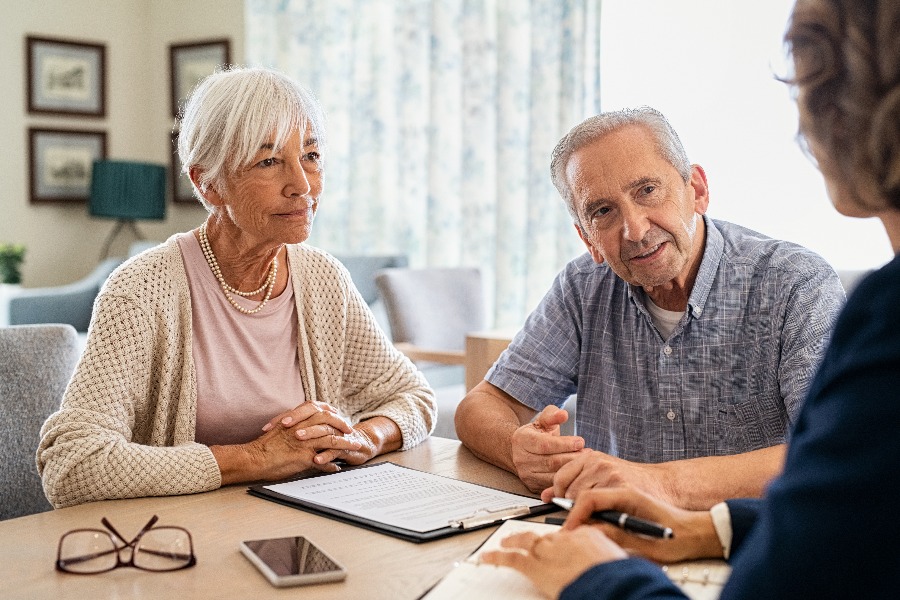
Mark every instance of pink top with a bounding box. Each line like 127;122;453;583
177;232;305;446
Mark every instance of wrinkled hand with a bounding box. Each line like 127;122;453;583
262;400;352;438
510;406;586;492
558;488;722;564
541;450;675;506
481;527;627;598
245;402;361;480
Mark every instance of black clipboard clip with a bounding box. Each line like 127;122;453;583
448;505;531;529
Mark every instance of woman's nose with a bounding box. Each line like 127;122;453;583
285;161;312;196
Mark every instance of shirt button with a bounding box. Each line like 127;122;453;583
663;346;672;355
666;410;676;421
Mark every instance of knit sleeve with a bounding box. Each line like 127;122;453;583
295;248;437;449
37;249;221;508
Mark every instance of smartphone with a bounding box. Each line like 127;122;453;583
239;536;347;587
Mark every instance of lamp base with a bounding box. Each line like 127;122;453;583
99;219;145;259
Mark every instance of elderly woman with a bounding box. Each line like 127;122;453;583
482;0;900;597
38;67;436;508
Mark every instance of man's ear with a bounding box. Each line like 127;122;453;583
189;167;223;206
575;222;605;264
689;164;710;215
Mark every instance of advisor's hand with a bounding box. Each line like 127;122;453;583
481;527;627;598
558;488;723;564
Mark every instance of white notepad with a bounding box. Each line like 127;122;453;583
422;519;731;600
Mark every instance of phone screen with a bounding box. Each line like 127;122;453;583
243;537;343;577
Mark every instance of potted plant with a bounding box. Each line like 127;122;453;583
0;243;26;285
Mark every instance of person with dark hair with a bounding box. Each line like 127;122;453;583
481;0;900;597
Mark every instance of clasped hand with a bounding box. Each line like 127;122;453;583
251;401;375;480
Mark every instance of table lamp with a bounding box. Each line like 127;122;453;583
90;160;166;258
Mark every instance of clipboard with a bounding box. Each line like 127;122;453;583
248;462;556;543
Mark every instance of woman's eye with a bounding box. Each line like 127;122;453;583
305;151;321;162
258;157;277;168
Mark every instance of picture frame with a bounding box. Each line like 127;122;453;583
29;128;107;204
170;39;231;117
170;131;196;203
26;35;106;117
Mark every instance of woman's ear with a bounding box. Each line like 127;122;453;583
189;167;223;206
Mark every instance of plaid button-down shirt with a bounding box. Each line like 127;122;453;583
488;217;845;462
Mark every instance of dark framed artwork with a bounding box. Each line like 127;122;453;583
26;35;106;117
170;131;195;203
29;128;107;203
170;39;231;117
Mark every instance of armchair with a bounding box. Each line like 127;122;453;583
375;267;485;439
1;324;80;519
333;254;408;337
6;257;123;333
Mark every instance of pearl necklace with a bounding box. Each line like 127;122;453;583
198;224;278;315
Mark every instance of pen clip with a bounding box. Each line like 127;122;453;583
449;505;530;529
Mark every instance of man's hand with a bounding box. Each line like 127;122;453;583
511;405;586;492
541;450;676;505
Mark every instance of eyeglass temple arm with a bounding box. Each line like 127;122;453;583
101;515;160;546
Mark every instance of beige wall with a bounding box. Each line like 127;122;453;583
1;0;244;286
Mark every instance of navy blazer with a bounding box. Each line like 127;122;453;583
562;253;900;600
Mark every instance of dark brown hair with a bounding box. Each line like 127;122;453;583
785;0;900;210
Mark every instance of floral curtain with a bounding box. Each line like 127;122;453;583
245;0;601;327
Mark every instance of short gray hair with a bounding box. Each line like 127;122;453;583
177;66;326;208
550;106;691;223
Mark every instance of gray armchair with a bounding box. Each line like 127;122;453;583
375;267;485;439
0;324;80;519
333;254;408;337
7;257;122;333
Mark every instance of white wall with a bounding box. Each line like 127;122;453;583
1;0;244;287
600;0;893;272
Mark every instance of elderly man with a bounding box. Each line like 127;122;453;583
455;107;844;510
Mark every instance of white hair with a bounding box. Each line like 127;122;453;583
550;106;691;223
177;66;326;208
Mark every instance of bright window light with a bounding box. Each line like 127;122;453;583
600;0;891;271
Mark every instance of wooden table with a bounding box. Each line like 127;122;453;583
0;437;551;600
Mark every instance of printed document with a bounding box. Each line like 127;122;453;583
264;462;545;533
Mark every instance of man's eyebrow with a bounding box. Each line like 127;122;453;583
624;176;659;192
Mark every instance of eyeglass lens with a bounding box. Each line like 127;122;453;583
58;527;193;573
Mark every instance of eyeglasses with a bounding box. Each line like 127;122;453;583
56;515;196;574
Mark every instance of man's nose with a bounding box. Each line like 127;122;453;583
621;204;650;242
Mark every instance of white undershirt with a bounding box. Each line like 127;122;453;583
645;298;685;340
177;232;305;446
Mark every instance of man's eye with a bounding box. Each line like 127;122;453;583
641;185;656;195
594;207;610;218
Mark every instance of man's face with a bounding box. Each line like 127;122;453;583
568;125;709;290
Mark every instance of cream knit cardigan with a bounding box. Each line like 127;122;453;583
38;237;436;508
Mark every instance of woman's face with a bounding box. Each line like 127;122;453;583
211;126;323;246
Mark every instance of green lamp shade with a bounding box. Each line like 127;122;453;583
90;160;166;220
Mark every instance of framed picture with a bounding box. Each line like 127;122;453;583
29;128;107;203
170;39;231;117
170;131;196;203
26;35;106;117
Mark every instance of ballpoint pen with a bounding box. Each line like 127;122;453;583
552;497;674;539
